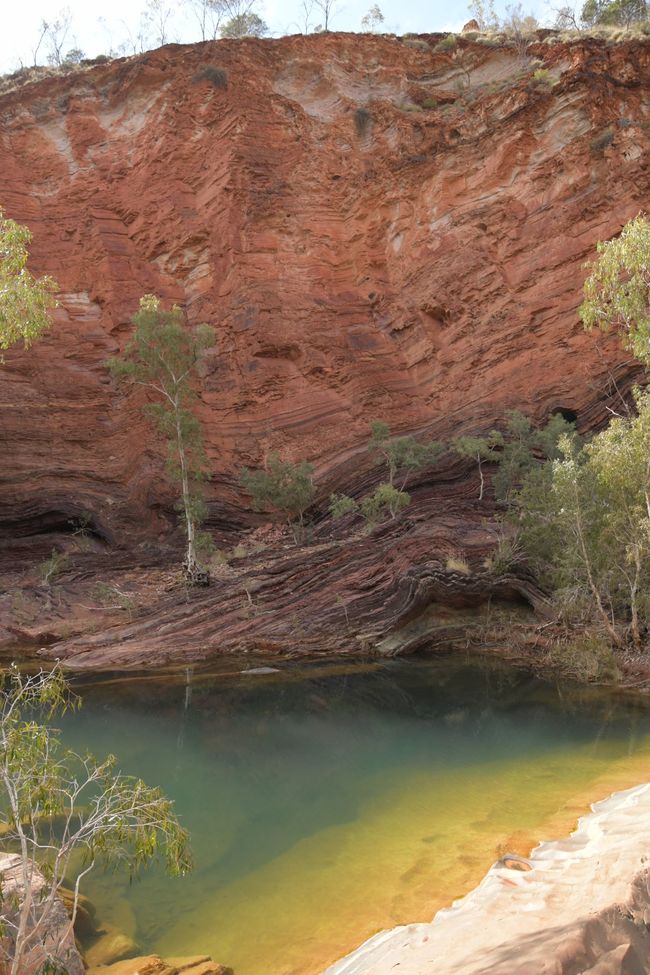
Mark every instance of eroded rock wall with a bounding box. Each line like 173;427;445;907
0;33;648;550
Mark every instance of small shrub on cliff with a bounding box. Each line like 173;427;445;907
39;548;69;586
240;452;315;542
452;432;504;500
0;666;191;975
590;126;615;153
445;556;471;575
94;582;136;614
434;33;458;51
493;411;576;500
0;209;57;357
354;107;372;137
531;67;552;84
484;535;521;575
360;483;410;524
368;421;444;489
329;493;359;520
193;65;228;89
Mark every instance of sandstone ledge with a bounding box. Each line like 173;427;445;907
323;782;650;975
88;953;232;975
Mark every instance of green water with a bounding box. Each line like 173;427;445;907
61;656;650;975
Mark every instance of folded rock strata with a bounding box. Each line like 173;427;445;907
0;33;648;662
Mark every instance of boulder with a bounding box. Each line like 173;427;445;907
58;885;100;940
167;957;234;975
85;927;139;968
88;955;174;975
90;955;233;975
0;852;85;975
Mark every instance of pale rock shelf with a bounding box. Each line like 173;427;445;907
324;782;650;975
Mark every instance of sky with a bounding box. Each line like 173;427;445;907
0;0;553;74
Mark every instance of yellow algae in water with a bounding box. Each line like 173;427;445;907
155;733;650;975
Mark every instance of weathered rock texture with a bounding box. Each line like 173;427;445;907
0;33;648;664
321;782;650;975
0;852;85;975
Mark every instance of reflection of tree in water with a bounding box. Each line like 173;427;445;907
74;657;650;762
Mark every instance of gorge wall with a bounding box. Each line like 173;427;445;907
0;32;648;664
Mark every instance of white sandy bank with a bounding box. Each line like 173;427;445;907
323;782;650;975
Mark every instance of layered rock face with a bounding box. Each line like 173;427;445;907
0;33;648;545
0;34;648;663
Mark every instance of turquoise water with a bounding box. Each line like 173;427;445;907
61;656;650;975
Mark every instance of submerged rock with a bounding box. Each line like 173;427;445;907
322;782;650;975
85;927;139;968
90;954;233;975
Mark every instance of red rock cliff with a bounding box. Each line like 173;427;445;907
0;34;648;656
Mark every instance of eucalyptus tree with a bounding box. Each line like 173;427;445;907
143;0;177;45
368;421;444;489
0;666;191;975
516;396;650;648
0;210;57;357
221;11;268;34
108;295;214;583
361;4;384;30
240;452;315;541
513;215;650;649
187;0;227;39
580;214;650;366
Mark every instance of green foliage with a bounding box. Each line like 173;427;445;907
590;126;615;152
241;452;315;540
516;389;650;647
39;548;69;586
368;421;444;488
61;47;85;65
354;107;372;137
453;432;503;460
452;431;503;499
329;493;359;520
0;209;57;356
484;535;521;574
493;411;575;500
360;483;410;524
107;295;214;581
0;667;191;975
452;414;575;501
545;631;619;682
94;582;136;614
532;67;551;84
434;33;458;51
446;556;471;574
581;0;647;25
221;13;268;36
361;3;385;30
580;215;650;365
192;65;228;88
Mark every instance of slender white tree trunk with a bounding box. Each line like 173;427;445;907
174;405;197;578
